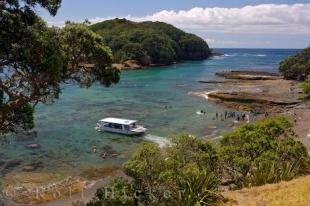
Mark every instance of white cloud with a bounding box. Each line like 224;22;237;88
89;4;310;35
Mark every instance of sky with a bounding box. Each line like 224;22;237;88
39;0;310;49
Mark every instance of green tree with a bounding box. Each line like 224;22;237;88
90;18;211;65
279;47;310;80
60;22;120;87
163;134;220;206
0;1;120;134
179;34;210;60
100;134;219;206
86;178;135;206
121;43;148;64
300;74;310;99
219;117;309;188
141;34;177;64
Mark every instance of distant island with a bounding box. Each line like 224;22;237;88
90;18;212;69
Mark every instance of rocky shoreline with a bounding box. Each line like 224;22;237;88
215;70;280;80
0;166;124;206
112;51;222;71
2;69;309;206
196;70;310;150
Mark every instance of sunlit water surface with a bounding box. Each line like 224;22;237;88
0;49;299;177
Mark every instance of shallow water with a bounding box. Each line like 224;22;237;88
0;48;299;178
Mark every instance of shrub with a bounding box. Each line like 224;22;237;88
219;117;309;188
86;178;135;206
88;134;220;206
300;75;310;99
279;47;310;80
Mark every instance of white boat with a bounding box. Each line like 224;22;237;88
95;117;147;135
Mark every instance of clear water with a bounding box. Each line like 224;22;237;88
0;48;299;178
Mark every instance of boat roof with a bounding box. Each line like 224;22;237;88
100;117;137;125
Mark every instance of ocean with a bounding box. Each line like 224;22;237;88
0;48;300;177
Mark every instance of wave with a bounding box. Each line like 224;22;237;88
188;91;216;100
144;134;170;148
223;53;267;57
223;54;237;57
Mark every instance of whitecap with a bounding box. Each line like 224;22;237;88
188;91;216;100
144;134;170;148
223;54;236;57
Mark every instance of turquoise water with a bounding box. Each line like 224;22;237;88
0;49;299;177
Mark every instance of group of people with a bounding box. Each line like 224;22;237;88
214;111;250;122
197;109;252;123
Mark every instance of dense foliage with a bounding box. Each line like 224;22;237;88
85;117;310;206
279;47;310;80
219;117;309;188
0;1;120;134
90;18;211;65
300;75;310;99
87;134;220;206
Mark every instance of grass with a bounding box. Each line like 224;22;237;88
221;175;310;206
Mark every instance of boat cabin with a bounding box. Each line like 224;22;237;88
96;117;147;135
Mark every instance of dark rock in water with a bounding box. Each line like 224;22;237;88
22;165;36;172
98;145;120;159
210;51;224;56
2;160;22;174
25;143;40;149
14;131;37;142
215;70;280;80
22;161;44;172
0;161;5;167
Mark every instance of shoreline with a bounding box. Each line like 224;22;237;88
2;69;309;206
194;70;310;150
112;52;221;71
0;169;126;206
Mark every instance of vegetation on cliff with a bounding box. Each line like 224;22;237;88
300;75;310;99
279;47;310;81
86;117;310;206
90;18;211;66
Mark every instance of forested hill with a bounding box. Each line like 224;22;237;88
90;18;211;66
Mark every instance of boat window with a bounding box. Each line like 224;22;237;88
124;125;130;131
132;123;136;128
108;123;122;129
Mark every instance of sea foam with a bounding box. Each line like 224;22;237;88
144;134;170;148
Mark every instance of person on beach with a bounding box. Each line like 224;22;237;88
216;112;218;119
92;146;97;153
236;115;240;122
246;114;250;123
242;113;245;121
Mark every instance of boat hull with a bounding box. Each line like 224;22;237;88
95;126;146;135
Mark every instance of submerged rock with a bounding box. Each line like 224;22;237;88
215;70;280;80
97;145;120;159
25;143;40;149
2;160;22;174
22;161;44;172
22;165;36;172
